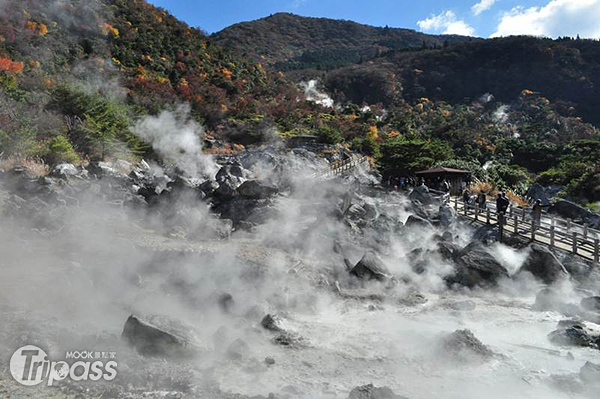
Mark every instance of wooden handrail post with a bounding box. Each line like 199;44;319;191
550;226;555;247
454;197;458;211
531;220;535;240
514;215;518;234
486;209;491;224
572;232;578;254
594;239;599;263
498;214;504;242
522;207;526;221
567;218;572;230
583;225;588;239
509;205;513;218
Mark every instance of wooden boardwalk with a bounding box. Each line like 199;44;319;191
452;197;600;264
315;158;599;264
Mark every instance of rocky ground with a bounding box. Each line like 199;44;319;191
1;145;600;398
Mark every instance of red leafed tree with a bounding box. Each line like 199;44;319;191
0;57;24;73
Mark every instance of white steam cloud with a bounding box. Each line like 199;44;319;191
299;80;335;108
133;104;219;179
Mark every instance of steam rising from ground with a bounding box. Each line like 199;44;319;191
133;104;218;178
299;80;335;108
0;141;598;398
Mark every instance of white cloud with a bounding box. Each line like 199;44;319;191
472;0;497;16
417;10;475;36
292;0;306;8
491;0;600;38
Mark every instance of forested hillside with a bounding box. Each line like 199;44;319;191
0;2;599;205
211;13;471;72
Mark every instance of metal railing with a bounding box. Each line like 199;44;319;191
453;197;600;264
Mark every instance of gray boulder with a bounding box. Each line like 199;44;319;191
471;224;498;244
441;329;496;363
404;214;433;229
350;252;391;281
215;179;238;198
526;183;551;205
448;242;509;287
348;384;408;399
237;180;278;199
52;163;78;177
550;200;600;228
121;315;194;358
438;204;457;227
548;324;596;348
261;314;286;332
518;244;569;284
409;184;434;205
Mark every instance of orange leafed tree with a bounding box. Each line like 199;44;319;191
0;57;24;74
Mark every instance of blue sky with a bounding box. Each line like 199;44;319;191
147;0;600;38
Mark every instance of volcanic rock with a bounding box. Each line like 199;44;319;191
348;384;408;399
121;315;194;358
261;314;286;332
518;244;569;284
448;242;509;287
548;324;595;348
441;329;496;363
404;214;433;229
438;204;457;227
409;184;434;205
238;180;278;199
349;252;391;281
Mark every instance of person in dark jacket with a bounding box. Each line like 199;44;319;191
477;190;487;209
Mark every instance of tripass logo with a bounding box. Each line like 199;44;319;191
10;345;117;386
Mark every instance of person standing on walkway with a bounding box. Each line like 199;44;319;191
477;190;487;209
531;199;549;228
496;192;510;225
462;189;470;204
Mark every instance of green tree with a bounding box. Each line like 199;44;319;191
379;138;453;177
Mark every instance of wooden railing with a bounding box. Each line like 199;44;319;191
313;156;369;179
453;197;600;264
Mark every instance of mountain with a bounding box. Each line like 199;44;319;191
325;35;600;126
211;13;473;72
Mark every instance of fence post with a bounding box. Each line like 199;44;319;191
595;239;599;264
531;220;536;240
514;215;518;234
572;232;578;254
464;202;468;216
583;225;588;239
522;207;526;221
486;209;491;224
454;197;458;211
550;226;555;247
509;205;513;218
567;218;572;230
551;215;555;227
